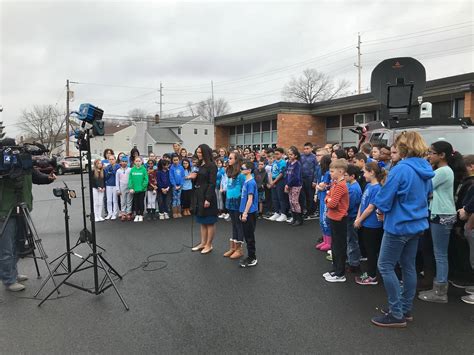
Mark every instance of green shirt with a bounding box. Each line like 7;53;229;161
128;165;148;192
430;166;456;216
0;174;33;218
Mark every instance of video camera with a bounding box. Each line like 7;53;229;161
0;140;50;178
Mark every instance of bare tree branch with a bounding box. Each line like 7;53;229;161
282;68;351;104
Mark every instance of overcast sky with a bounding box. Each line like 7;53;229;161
1;0;473;136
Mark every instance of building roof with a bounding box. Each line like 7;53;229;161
156;116;197;128
103;122;133;135
148;126;182;144
215;72;474;124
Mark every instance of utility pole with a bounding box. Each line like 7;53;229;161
159;82;163;119
66;79;70;156
354;33;362;95
211;80;215;123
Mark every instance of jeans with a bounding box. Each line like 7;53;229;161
378;231;420;319
329;217;347;277
0;216;19;286
242;212;257;259
271;179;289;215
229;210;244;243
158;191;171;214
430;222;453;283
300;177;315;214
172;188;182;207
346;217;361;267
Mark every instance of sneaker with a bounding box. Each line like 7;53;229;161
326;254;333;262
104;214;112;220
267;213;280;221
133;215;139;222
111;215;117;220
95;217;104;223
381;307;413;321
322;271;333;278
324;273;346;283
239;257;258;268
461;294;474;304
360;257;368;262
355;273;378;285
466;286;474;295
449;280;473;289
138;215;144;222
159;213;165;220
224;214;231;221
371;313;407;328
275;214;288;222
17;274;28;282
7;282;25;292
286;217;294;224
164;213;170;220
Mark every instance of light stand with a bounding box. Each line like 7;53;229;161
37;127;129;310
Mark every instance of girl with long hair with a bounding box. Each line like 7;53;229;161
419;141;466;303
284;146;303;226
315;154;332;251
92;159;105;222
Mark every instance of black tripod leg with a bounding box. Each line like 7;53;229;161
31;249;41;278
97;255;129;311
98;254;123;279
34;252;70;298
38;255;90;307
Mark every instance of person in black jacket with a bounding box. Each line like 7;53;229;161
190;144;218;254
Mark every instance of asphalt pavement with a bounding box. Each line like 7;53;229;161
0;174;473;354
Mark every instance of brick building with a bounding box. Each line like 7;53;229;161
214;73;474;150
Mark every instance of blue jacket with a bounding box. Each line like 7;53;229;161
285;160;302;187
300;153;318;179
157;170;170;189
104;164;119;187
169;164;185;187
374;158;434;236
347;181;362;218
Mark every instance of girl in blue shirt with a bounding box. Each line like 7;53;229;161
354;162;386;285
216;158;226;217
180;159;193;216
315;154;332;251
223;152;246;259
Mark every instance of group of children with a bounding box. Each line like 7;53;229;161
91;150;195;223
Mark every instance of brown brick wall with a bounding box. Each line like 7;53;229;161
215;126;230;149
464;92;474;122
277;113;326;150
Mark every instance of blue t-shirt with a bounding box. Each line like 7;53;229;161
347;181;362;218
239;178;258;214
317;170;331;201
272;159;287;180
226;173;246;211
360;183;382;228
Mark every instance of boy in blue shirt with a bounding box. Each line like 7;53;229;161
239;160;259;268
345;165;363;273
268;147;289;222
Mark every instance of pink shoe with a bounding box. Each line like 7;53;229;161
315;236;327;250
319;237;332;252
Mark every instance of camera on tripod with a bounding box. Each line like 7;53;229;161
0;140;50;179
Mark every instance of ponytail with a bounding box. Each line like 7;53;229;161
431;141;467;190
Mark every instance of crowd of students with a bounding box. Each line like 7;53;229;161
91;136;474;327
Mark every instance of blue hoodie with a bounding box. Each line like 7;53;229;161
374;157;434;236
104;164;119;187
169;164;185;187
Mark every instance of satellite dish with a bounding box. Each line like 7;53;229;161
371;57;426;116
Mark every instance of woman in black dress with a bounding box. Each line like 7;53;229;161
191;144;218;254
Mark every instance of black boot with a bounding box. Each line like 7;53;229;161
152;209;157;220
146;209;152;221
292;213;303;226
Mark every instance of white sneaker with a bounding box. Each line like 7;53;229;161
159;213;165;220
286;217;294;224
218;214;224;219
133;215;139;222
95;216;104;222
111;215;117;220
224;213;231;221
324;273;346;283
17;274;28;282
138;215;144;222
267;213;280;221
276;214;288;222
7;282;25;292
104;214;112;220
164;213;170;220
322;272;332;278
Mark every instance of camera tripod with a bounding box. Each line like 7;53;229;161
0;202;59;293
36;129;129;310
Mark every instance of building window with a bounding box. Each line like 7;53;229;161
228;119;278;149
178;127;181;135
204;129;208;135
194;128;198;135
454;98;465;118
147;145;153;154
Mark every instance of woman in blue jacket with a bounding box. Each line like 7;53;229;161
371;131;434;328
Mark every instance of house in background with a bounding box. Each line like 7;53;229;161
53;122;136;157
132;115;214;156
